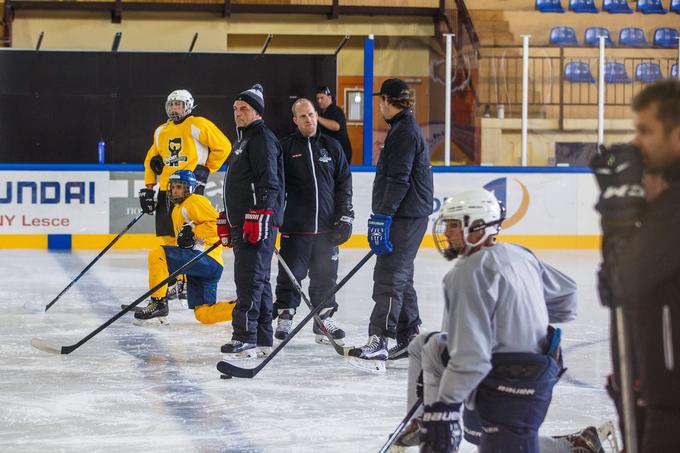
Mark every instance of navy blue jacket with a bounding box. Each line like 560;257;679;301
279;130;353;234
222;119;284;228
372;109;433;218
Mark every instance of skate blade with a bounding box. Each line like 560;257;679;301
597;420;620;453
315;335;345;347
132;317;169;326
346;357;386;374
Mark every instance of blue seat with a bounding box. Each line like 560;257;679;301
604;62;632;83
653;28;679;47
603;0;633;13
537;0;566;12
672;64;679;79
565;61;596;82
619;28;648;47
585;27;615;46
672;0;680;13
637;0;667;13
570;0;599;12
550;26;579;45
635;63;663;83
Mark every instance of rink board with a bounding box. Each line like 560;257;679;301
0;164;600;249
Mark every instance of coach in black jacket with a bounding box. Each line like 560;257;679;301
273;98;353;344
217;84;284;357
349;78;434;366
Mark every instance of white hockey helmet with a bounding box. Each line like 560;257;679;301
433;188;506;260
165;89;195;122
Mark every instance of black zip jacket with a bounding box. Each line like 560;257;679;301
611;161;680;409
222;119;284;228
372;109;434;218
279;130;353;234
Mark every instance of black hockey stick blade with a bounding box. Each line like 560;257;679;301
273;248;353;356
378;398;423;453
32;242;221;355
217;250;374;378
45;211;145;312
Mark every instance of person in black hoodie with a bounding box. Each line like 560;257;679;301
217;84;284;358
348;78;434;371
273;98;354;345
592;80;680;451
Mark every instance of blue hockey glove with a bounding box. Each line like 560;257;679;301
420;402;462;453
367;213;393;256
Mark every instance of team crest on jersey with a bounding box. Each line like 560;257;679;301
234;140;247;156
319;148;332;163
166;138;188;167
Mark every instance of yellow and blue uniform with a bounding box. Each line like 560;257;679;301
147;193;233;324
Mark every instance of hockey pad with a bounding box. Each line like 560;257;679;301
150;155;164;175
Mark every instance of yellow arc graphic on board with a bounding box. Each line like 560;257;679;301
501;179;529;229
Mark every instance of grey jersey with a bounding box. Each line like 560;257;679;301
437;242;577;405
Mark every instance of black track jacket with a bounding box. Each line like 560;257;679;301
279;130;353;234
222;119;284;228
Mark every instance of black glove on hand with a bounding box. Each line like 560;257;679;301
421;402;462;453
590;143;645;228
193;164;210;196
149;155;164;175
139;188;156;214
330;215;353;246
177;223;195;249
416;370;424;400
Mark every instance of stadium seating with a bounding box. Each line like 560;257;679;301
672;0;680;13
604;62;632;83
565;61;596;82
635;62;663;82
637;0;668;14
619;28;648;46
672;64;679;79
603;0;634;13
585;27;615;46
570;0;599;12
653;28;679;47
537;0;566;12
550;26;579;45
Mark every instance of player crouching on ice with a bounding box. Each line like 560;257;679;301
134;170;233;325
394;189;610;453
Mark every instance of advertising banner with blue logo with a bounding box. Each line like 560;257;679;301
0;171;109;234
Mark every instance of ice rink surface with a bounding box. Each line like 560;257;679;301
1;247;617;452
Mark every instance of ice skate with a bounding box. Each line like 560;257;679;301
220;340;258;359
388;417;422;452
597;421;619;453
313;316;345;346
557;425;605;453
388;327;420;361
166;278;188;309
133;297;169;325
347;335;388;373
274;308;295;341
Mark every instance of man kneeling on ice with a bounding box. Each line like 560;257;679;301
134;170;233;325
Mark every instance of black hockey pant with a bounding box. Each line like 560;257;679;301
369;216;428;340
274;233;339;319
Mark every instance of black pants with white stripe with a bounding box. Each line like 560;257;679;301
369;216;428;341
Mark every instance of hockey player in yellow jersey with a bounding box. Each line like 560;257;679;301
134;170;234;325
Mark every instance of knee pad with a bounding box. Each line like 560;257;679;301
194;301;235;324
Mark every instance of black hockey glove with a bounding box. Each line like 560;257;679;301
177;223;195;249
149;155;164;175
139;188;156;214
193;164;210;196
416;370;424;400
330;214;353;246
420;402;462;453
590;144;645;229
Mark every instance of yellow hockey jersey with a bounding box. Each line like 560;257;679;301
144;116;231;188
171;194;223;266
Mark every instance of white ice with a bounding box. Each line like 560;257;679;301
0;248;617;452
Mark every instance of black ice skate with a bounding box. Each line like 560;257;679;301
313;316;346;346
274;308;295;341
559;425;605;453
391;417;422;451
220;340;271;359
166;278;188;308
133;297;169;325
388;327;421;361
347;335;388;373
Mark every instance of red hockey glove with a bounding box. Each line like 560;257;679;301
216;211;233;248
243;209;272;245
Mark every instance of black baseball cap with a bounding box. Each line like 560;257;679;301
373;78;409;97
316;86;333;96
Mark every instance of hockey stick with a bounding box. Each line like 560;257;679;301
378;398;423;453
45;211;145;312
217;250;374;378
273;248;353;356
31;242;221;355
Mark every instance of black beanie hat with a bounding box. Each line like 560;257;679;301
236;84;265;115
